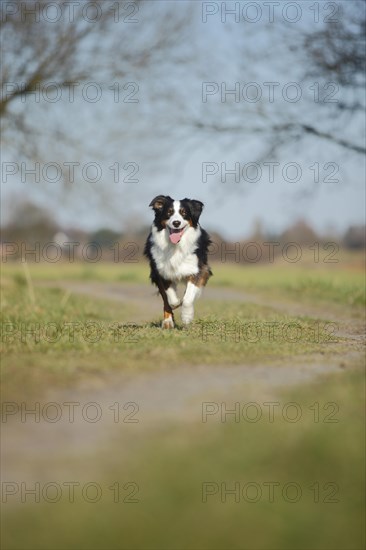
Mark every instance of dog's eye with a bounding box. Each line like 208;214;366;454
180;209;186;217
167;209;174;216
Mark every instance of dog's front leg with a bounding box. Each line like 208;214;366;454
181;281;201;325
166;283;181;309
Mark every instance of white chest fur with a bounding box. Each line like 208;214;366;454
150;225;200;281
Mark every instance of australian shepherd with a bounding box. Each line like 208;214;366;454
144;195;212;328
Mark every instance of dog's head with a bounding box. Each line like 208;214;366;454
149;195;204;244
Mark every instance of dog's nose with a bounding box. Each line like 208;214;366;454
172;220;181;228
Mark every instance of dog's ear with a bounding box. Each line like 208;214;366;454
183;199;204;226
149;195;172;211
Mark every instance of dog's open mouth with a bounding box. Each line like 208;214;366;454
168;227;186;244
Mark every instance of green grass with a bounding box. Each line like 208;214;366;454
211;260;365;307
1;261;150;284
1;257;364;399
1;268;354;400
1;256;364;549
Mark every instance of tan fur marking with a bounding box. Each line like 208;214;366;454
187;265;212;288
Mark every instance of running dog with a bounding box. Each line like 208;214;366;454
144;195;212;328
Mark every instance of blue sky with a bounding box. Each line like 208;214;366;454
1;0;365;239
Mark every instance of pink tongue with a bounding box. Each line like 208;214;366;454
169;229;184;244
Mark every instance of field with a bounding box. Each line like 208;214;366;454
1;252;365;550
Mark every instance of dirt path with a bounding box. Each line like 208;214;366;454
4;281;365;481
4;358;347;481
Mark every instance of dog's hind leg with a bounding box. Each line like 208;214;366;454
156;277;175;329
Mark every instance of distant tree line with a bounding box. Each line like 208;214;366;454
1;202;365;263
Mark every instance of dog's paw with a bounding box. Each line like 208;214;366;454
181;304;194;325
162;315;175;329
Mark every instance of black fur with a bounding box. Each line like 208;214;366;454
196;228;212;270
148;195;174;231
180;198;204;228
144;233;167;286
